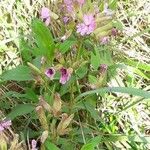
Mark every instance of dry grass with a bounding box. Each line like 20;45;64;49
0;0;150;149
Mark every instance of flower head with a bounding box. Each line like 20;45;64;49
63;16;70;24
111;28;118;36
0;120;12;132
77;0;85;5
100;36;109;44
40;7;51;26
31;139;38;150
45;68;55;80
60;67;72;84
77;14;96;36
64;0;74;12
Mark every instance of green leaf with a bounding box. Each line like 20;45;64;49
99;52;113;65
45;140;60;150
88;75;97;84
59;39;76;54
92;47;113;69
76;87;150;101
6;104;34;120
134;68;149;80
81;136;102;150
109;0;118;10
75;101;100;120
1;65;33;81
2;89;38;102
31;19;55;62
76;64;88;79
123;59;150;72
81;143;96;150
91;49;100;70
19;38;32;62
128;135;150;143
112;20;123;30
82;134;150;150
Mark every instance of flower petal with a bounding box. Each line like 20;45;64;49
40;7;50;19
45;68;55;80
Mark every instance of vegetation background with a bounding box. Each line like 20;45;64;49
0;0;150;149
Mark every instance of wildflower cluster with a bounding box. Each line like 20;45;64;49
0;1;122;149
45;67;73;84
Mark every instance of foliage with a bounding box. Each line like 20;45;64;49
0;0;150;150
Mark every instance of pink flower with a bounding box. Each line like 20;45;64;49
59;67;72;84
45;68;55;80
0;120;12;132
111;28;118;36
100;36;109;44
40;7;51;26
0;126;4;132
64;0;73;12
99;64;108;74
63;16;70;24
77;14;96;36
77;0;85;5
31;139;38;150
64;0;72;5
77;23;88;36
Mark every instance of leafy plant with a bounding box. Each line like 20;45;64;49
1;0;150;150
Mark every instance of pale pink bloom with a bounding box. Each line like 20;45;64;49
67;5;73;12
60;67;71;84
31;139;38;150
103;3;114;16
77;23;88;36
63;16;70;24
45;68;55;80
0;126;4;132
83;14;95;26
77;0;85;5
64;0;72;5
0;120;12;132
64;0;73;12
100;36;109;44
40;7;51;26
77;14;96;36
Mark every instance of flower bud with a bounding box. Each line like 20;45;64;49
41;130;49;144
39;96;52;113
36;106;49;130
94;22;113;35
57;113;74;135
52;93;62;117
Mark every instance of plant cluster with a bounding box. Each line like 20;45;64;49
0;0;150;150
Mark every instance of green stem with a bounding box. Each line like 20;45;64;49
76;41;83;61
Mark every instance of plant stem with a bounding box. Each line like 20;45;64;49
76;41;83;61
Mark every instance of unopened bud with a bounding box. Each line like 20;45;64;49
39;96;52;113
53;93;62;117
94;22;113;35
41;130;49;144
36;106;49;130
57;114;74;135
